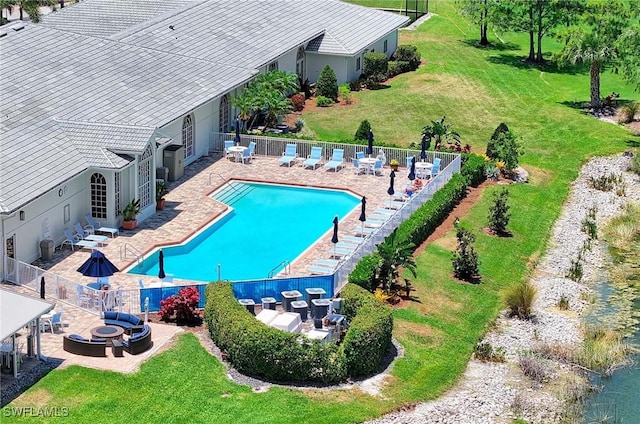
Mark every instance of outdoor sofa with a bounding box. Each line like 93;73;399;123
63;334;106;357
104;311;145;334
122;325;152;355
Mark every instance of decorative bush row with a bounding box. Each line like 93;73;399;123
348;154;487;291
204;282;393;383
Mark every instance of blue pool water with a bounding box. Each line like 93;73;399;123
127;182;359;281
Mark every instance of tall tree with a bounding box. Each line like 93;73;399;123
458;0;497;46
531;0;566;63
2;0;55;23
555;0;639;108
493;0;536;61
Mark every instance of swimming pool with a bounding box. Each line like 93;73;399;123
126;182;359;281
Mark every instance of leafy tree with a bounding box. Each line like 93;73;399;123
487;122;509;158
457;0;496;46
376;229;417;294
452;227;480;283
493;0;536;61
488;130;523;171
354;119;372;141
317;65;338;101
363;52;388;86
421;116;461;151
253;70;299;96
1;0;56;23
488;188;511;235
555;0;639;108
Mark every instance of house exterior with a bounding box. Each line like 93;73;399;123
0;0;409;280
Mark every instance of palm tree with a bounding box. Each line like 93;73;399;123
254;70;299;96
421;116;461;151
4;0;55;23
376;229;417;294
230;91;259;130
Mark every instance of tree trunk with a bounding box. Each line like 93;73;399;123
535;6;544;63
480;23;488;46
590;61;602;109
526;7;535;62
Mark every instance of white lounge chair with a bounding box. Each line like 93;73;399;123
324;149;345;172
62;228;98;251
278;144;298;167
85;214;119;237
73;223;109;245
309;265;334;275
303;146;323;169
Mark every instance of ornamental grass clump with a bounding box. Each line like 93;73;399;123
504;281;536;319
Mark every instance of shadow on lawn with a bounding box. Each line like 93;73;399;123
461;39;520;51
486;53;586;75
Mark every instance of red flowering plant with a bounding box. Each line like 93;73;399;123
158;286;201;324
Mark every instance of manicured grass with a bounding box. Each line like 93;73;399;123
5;3;639;423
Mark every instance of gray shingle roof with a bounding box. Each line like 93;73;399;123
0;23;255;213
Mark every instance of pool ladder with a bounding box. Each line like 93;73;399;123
268;260;290;279
120;243;143;266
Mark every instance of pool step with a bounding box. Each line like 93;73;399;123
213;183;254;205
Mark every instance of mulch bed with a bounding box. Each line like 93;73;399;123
146;312;207;335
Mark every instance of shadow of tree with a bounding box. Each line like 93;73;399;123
486;53;586;75
461;39;520;51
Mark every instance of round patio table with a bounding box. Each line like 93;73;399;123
90;325;124;347
227;145;247;162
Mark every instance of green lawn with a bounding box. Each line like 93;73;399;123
4;3;638;423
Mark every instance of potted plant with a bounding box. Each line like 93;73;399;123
120;199;141;230
390;159;399;171
156;181;169;211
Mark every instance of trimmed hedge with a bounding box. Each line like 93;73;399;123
340;284;393;376
348;154;487;292
205;282;393;383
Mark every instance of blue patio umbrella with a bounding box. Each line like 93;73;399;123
359;197;367;234
408;156;416;181
158;249;166;279
387;171;395;196
331;216;339;257
234;118;241;145
40;276;45;299
77;250;119;278
420;135;428;161
366;129;374;156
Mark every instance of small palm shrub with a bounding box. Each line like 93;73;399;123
487;187;511;235
376;228;417;293
354;119;372;141
294;118;305;132
315;95;333;107
451;227;480;282
316;65;338;101
485;164;500;181
504;281;536;319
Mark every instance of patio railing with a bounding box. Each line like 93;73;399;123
209;132;460;169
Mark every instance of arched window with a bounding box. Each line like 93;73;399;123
219;96;229;133
296;46;305;79
138;144;153;209
182;114;194;158
90;173;108;219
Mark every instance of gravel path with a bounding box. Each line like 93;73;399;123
367;154;640;424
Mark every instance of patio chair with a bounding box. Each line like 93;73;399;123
302;146;323;170
278;144;298;167
248;141;257;159
73;223;109;246
431;157;441;178
76;284;91;308
224;140;234;159
356;151;365;159
43;312;63;334
240;147;252;164
313;259;341;268
309;265;335;275
351;158;364;175
63;228;98;251
85;214;119;237
373;159;383;176
324;149;344;172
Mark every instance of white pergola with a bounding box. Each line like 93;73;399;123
0;288;54;378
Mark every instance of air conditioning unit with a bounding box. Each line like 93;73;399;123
156;167;169;182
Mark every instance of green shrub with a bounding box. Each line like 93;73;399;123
316;65;338;101
566;254;584;282
391;45;421;70
581;206;598;240
618;101;639;124
557;295;570;310
474;342;505;362
290;93;305;111
340;284;393;376
487;188;511;235
339;84;352;104
461;153;487;187
387;61;405;77
348;253;381;292
486;122;509;159
363;52;389;86
294;118;305;132
488;130;523;171
452;227;481;283
630;153;640;176
589;173;626;194
315;95;334;107
504;281;536;319
354;119;372;141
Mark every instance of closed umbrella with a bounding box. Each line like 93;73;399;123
408;156;416;181
158;249;166;279
359;197;367;234
387;171;395;196
420;135;428;161
366;129;374;156
77;250;119;279
234;118;241;145
40;276;45;299
331;216;339;257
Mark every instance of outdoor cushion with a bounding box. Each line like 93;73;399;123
127;315;143;325
91;338;106;343
104;311;118;320
69;334;88;342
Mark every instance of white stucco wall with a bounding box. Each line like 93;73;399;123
306;53;349;85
